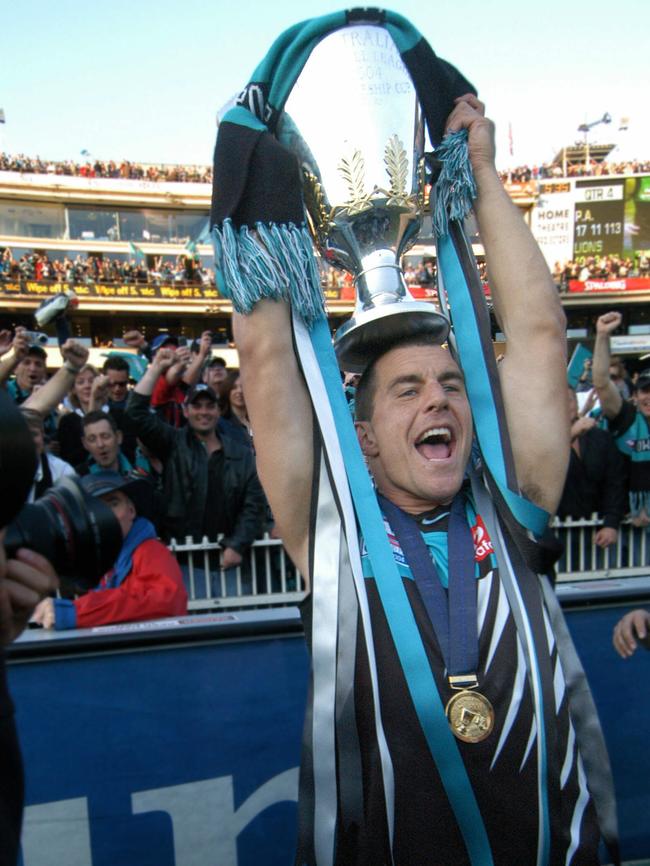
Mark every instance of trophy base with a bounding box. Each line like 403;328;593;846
334;302;450;373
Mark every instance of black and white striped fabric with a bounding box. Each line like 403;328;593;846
342;503;601;865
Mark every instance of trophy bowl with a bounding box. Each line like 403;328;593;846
279;23;449;372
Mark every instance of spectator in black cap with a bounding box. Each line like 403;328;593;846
202;356;228;395
32;471;186;630
126;348;267;567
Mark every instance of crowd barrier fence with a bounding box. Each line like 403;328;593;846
170;515;648;611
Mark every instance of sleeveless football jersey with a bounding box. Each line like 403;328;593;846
333;498;601;865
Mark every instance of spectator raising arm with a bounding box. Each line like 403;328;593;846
0;328;29;388
23;340;88;416
592;312;624;419
181;330;213;388
0;330;13;358
126;348;178;461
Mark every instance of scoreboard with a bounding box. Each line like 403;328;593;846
573;179;625;258
529;174;650;267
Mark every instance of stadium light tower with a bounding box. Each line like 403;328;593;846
577;112;612;171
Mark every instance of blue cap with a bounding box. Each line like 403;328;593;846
80;471;152;516
151;334;179;352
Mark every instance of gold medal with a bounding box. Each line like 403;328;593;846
445;689;495;743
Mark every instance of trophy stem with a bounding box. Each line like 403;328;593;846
356;250;408;310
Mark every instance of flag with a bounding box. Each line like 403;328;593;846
0;108;5;124
508;122;514;157
567;343;592;389
80;148;90;157
185;239;199;260
128;241;145;263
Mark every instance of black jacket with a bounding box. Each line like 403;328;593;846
557;426;627;528
126;391;267;548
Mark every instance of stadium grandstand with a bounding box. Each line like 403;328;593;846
1;144;650;369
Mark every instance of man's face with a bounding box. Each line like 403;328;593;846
636;386;650;418
82;420;122;469
184;396;220;435
106;369;130;403
355;344;473;513
204;365;227;389
100;490;135;539
16;355;46;391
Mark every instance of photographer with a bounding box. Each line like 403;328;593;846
0;539;59;865
0;391;61;866
32;472;186;630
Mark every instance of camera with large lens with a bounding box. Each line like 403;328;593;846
1;391;122;589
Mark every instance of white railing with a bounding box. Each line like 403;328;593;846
168;533;308;611
553;515;648;581
169;517;648;610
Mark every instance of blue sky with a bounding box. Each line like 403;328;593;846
3;0;647;170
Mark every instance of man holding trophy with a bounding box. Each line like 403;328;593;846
211;11;615;865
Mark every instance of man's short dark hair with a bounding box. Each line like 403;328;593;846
103;356;130;375
354;335;442;423
82;410;118;433
24;345;47;362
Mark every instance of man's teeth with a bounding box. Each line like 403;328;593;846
417;427;451;444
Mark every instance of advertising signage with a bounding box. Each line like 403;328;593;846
0;279;222;302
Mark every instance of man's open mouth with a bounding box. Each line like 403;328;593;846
415;427;453;460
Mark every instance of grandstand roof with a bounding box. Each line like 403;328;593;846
551;142;615;167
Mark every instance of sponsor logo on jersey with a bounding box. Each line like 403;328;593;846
471;515;494;561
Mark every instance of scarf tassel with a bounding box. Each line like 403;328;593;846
212;219;325;327
432;129;477;237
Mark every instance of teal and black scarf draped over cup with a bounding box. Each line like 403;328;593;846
210;9;618;866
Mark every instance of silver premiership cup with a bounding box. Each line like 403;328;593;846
280;23;449;372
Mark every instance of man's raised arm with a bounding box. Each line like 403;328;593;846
449;97;569;514
592;312;624;419
233;301;313;578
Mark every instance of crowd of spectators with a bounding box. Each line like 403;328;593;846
0;249;216;287
0;306;648;647
500;158;650;184
0;327;270;631
4;150;650;191
552;254;650;289
0;152;211;184
4;248;468;293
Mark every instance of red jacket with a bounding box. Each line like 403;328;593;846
74;539;187;628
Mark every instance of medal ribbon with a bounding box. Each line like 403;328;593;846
377;493;478;681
